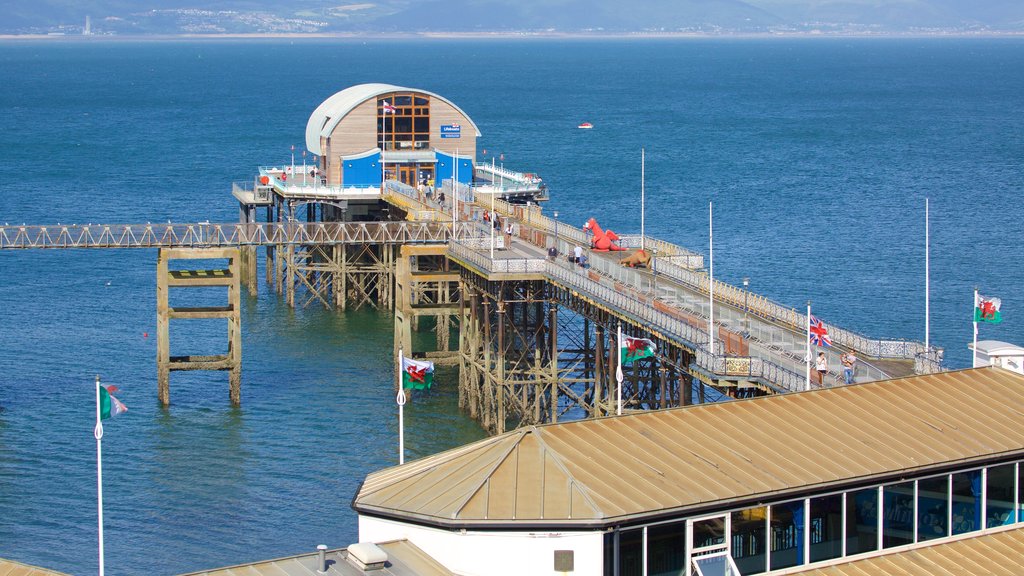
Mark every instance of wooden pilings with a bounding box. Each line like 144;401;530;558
156;247;241;407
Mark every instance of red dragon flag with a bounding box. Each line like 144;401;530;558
401;357;434;390
974;293;1003;324
99;385;128;420
620;336;657;365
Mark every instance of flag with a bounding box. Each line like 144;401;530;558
401;357;434;390
382;100;397;114
620;336;656;365
975;293;1002;323
809;315;832;347
99;385;127;420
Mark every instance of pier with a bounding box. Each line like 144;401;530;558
0;83;942;431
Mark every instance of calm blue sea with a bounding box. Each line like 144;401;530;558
0;37;1022;574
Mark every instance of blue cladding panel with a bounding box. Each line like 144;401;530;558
343;153;381;186
435;151;473;185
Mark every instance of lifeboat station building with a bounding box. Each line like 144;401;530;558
353;367;1024;576
238;84;547;223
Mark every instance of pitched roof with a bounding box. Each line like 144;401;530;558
354;367;1024;528
789;526;1024;575
0;557;70;576
304;84;482;156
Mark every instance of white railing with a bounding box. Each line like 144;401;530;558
448;241;545;275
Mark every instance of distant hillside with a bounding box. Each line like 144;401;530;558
4;0;1024;35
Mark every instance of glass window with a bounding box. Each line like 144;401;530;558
692;551;741;576
917;476;948;541
809;494;842;562
731;507;766;575
1018;463;1023;523
604;532;615;576
987;464;1016;527
846;488;879;555
692;517;726;550
769;501;804;570
951;471;981;535
883;482;914;548
619;528;643;576
647;521;685;576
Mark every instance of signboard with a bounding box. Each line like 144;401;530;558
440;124;461;139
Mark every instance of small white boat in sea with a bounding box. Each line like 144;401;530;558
577;122;593;129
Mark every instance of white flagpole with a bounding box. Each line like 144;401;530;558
616;323;624;416
94;375;105;576
453;148;459;225
708;201;714;355
972;288;979;368
641;148;646;252
490;156;496;259
806;302;812;391
381;104;387;193
925;197;930;352
397;348;406;465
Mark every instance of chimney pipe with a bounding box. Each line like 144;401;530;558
317;544;328;573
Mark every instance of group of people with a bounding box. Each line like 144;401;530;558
815;350;858;386
482;210;516;249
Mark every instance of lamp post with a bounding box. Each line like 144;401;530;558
553;210;559;253
742;277;750;334
652;248;658;297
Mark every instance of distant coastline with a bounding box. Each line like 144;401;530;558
2;30;1024;41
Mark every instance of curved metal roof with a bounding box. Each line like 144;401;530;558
354;367;1024;528
305;83;482;156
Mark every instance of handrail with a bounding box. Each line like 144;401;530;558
448;241;545;275
0;221;485;249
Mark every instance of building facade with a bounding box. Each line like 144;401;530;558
353;367;1024;575
305;83;480;190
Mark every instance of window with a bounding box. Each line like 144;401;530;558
951;471;981;535
730;507;766;575
882;482;915;548
917;476;948;541
769;502;803;570
986;464;1016;527
647;521;685;576
619;528;643;576
809;494;842;562
378;93;430;151
846;488;878;555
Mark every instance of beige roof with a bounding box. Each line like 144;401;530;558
305;84;482;156
354;367;1024;528
789;526;1024;575
181;540;450;576
0;558;69;576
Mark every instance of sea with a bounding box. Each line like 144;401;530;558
0;37;1022;575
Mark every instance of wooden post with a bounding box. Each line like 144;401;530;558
594;324;604;418
549;303;559;424
156;249;170;405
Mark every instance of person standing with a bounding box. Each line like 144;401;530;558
504;219;514;249
573;245;584;266
842;351;857;385
815;351;828;386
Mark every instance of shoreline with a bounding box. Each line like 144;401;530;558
2;30;1024;41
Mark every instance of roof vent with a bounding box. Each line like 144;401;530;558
347;542;388;571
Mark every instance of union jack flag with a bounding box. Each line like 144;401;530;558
809;315;832;347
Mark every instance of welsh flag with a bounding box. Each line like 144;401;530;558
621;336;656;365
99;385;127;420
401;357;434;390
975;293;1002;324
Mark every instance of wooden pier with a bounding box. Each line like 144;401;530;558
0;180;940;426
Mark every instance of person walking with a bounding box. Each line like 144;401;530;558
842;351;857;385
815;351;828;387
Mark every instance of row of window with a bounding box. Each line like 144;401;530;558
605;460;1024;575
378;94;431;150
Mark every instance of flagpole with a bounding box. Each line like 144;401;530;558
972;288;979;368
490;156;496;259
381;105;386;193
925;197;930;352
805;302;812;391
616;323;623;416
641;148;645;252
397;348;406;465
94;375;105;576
708;201;714;355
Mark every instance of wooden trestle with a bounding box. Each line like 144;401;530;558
156;248;242;406
233;191;711;430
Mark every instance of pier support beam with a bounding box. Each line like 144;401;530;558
156;247;242;407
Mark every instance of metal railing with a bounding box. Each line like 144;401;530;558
0;221;484;249
448;241;545;275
